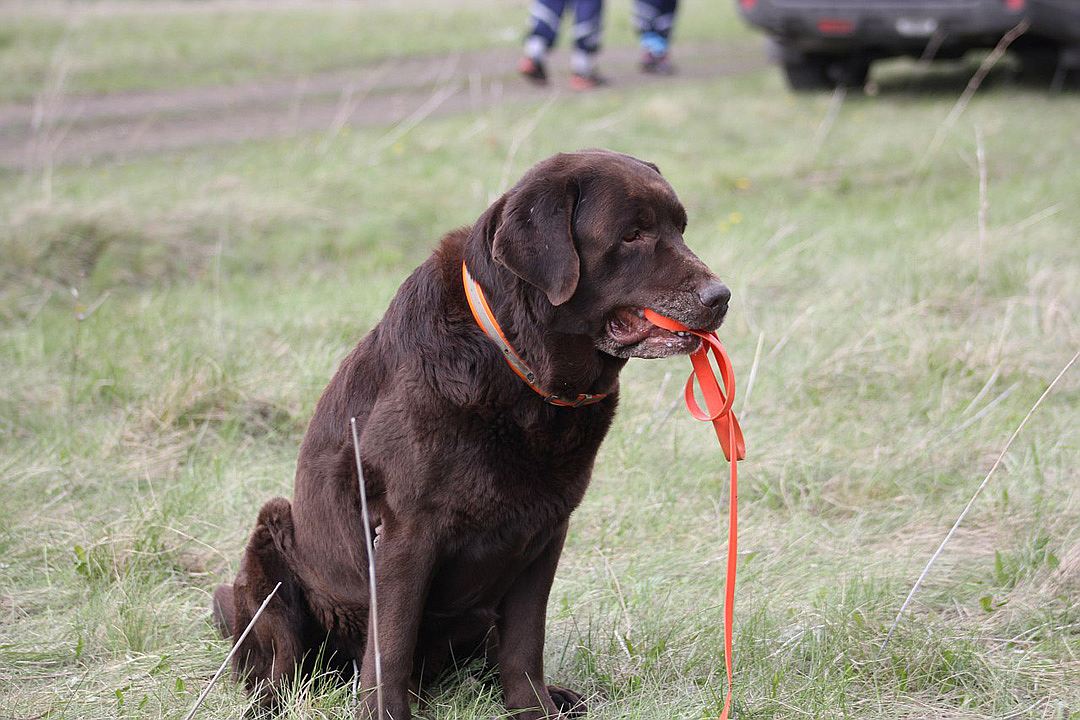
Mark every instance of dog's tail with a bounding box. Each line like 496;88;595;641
255;496;298;563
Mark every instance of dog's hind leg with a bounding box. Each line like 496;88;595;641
229;497;319;709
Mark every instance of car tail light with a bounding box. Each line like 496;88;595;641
739;0;757;8
818;18;855;34
1005;0;1025;10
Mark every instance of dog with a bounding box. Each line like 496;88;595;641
212;149;730;719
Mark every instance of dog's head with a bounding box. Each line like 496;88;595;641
491;150;730;359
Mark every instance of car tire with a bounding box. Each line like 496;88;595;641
782;55;833;91
1017;46;1062;81
829;57;871;88
782;53;870;92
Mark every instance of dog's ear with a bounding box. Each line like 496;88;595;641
492;176;580;306
638;158;662;175
578;148;661;176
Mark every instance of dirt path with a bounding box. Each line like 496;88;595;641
0;41;765;169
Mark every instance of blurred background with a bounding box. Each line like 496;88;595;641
1;1;1078;718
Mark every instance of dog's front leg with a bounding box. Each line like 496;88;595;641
498;521;583;719
357;518;437;720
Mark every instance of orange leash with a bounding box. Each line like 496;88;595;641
644;309;745;720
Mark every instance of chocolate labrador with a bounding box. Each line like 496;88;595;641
212;149;730;719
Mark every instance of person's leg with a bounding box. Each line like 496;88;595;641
520;0;569;83
634;0;678;74
569;0;605;90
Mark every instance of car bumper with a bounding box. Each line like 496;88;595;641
739;1;1028;54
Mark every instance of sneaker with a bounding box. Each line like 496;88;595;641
641;51;676;75
569;72;608;91
518;56;548;84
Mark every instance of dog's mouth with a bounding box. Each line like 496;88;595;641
599;307;703;359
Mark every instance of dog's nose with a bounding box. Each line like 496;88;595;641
697;280;731;310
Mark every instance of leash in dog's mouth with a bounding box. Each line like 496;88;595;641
607;307;702;354
643;308;744;720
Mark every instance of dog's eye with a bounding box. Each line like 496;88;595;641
623;230;642;243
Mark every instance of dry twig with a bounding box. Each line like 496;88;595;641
350;417;383;717
975;126;989;283
881;350;1079;652
811;86;847;156
921;20;1030;168
497;93;559;195
366;55;461;161
182;581;282;720
739;331;766;419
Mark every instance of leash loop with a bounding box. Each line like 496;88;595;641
644;309;745;720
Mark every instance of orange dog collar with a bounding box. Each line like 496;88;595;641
461;262;607;408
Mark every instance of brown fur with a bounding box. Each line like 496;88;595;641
214;150;729;719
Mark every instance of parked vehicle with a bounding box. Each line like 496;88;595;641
735;0;1080;91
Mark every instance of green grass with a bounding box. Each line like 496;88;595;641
0;0;747;103
2;7;1080;719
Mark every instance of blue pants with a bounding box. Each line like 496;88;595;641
634;0;678;41
526;0;603;54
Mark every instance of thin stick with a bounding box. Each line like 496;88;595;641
811;85;846;156
350;417;383;717
183;581;282;720
991;301;1017;367
739;331;766;419
367;55;460;162
951;381;1018;435
652;371;673;414
319;62;391;153
599;550;633;660
961;365;1001;416
880;350;1079;653
497;93;559;195
917;29;947;67
975;126;989;283
636;371;672;436
768;304;815;359
921;19;1029;168
1008;203;1063;234
652;394;686;434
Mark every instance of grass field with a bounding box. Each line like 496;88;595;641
2;2;1079;719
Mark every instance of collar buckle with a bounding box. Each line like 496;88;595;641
546;393;603;408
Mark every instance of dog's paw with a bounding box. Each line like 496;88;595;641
547;685;587;717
